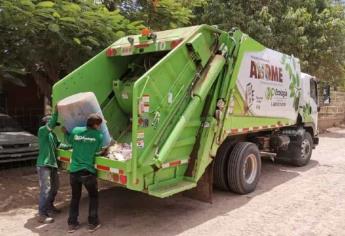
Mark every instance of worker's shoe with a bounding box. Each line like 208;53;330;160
68;223;80;233
88;223;101;233
37;215;54;224
48;206;61;215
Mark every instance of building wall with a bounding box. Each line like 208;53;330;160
3;80;44;134
318;89;345;131
0;80;6;112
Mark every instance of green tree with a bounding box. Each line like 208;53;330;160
117;0;206;30
196;0;345;87
0;0;142;97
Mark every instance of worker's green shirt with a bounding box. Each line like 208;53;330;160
66;127;103;174
36;112;59;168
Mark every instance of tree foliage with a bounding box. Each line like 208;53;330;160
116;0;206;30
0;0;142;96
1;0;344;94
195;0;345;87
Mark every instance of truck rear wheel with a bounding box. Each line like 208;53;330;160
227;142;261;194
213;141;233;191
289;132;313;167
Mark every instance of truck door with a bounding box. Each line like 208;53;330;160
309;79;318;132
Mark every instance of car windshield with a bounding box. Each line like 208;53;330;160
0;115;23;132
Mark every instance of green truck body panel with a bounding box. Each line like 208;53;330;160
53;25;314;198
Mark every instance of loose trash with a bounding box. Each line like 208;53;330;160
106;142;132;161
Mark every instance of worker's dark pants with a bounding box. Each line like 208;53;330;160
37;166;59;216
68;170;99;226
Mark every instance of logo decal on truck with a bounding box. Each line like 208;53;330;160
250;60;283;83
265;87;288;100
236;48;301;120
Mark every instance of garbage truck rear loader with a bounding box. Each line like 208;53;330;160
53;25;319;200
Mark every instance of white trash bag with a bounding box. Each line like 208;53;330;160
57;92;111;146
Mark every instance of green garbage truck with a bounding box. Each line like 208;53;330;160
52;25;319;201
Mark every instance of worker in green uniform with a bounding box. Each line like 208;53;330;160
62;113;104;233
36;108;61;224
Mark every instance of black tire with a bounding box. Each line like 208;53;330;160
289;132;313;167
227;142;261;194
213;140;234;191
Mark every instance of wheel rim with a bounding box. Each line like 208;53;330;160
301;138;311;159
243;154;257;185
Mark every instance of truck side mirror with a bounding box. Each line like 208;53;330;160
323;85;331;105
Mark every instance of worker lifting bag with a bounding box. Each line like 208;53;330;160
57;92;111;146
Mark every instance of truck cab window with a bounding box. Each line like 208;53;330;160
310;80;318;103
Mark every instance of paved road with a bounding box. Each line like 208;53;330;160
1;128;345;236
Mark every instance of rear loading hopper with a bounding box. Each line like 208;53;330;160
53;25;229;196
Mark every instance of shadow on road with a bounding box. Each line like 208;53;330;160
18;159;319;236
0;168;72;213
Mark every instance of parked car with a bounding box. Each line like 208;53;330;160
0;113;38;163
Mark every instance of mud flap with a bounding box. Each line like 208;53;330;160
183;162;213;203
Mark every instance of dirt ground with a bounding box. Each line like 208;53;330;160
1;128;345;236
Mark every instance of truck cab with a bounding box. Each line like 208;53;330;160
300;73;319;145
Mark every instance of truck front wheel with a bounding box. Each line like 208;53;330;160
227;142;261;194
289;132;313;167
